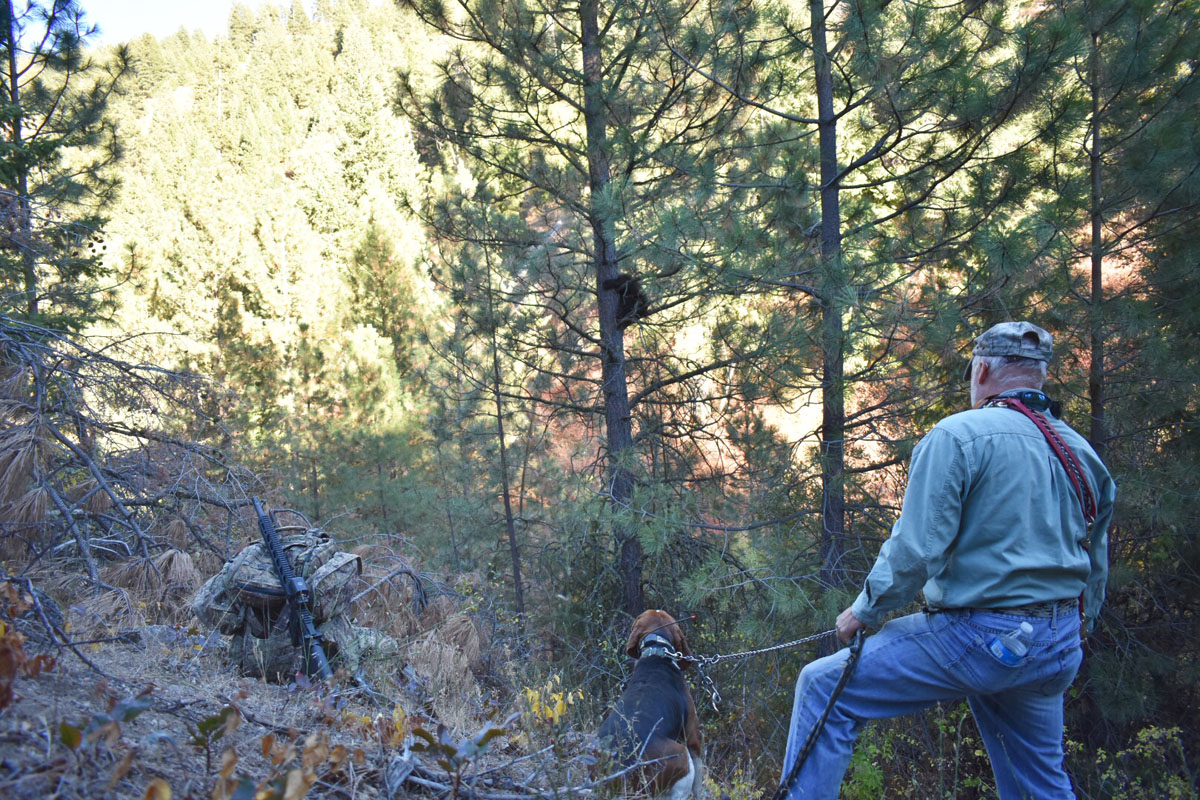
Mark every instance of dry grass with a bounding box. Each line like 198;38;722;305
71;588;146;637
352;574;421;640
437;612;486;671
0;486;50;559
98;551;202;626
419;593;457;628
0;364;30;402
152;549;202;594
350;544;429;640
1;486;47;526
64;477;113;514
407;634;482;730
0;431;40;506
191;549;225;577
106;557;161;595
161;517;189;549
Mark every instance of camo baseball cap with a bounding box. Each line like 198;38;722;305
963;321;1053;379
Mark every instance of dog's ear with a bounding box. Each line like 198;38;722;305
624;613;648;659
672;622;694;669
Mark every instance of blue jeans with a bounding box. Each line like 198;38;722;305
780;607;1083;799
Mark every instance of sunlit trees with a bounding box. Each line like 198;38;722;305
397;0;774;614
683;0;1079;593
0;0;128;327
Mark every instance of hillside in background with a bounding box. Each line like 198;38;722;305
0;0;1197;796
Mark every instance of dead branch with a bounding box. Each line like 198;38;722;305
0;315;253;590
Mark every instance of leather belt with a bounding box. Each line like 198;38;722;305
926;598;1078;617
989;598;1078;617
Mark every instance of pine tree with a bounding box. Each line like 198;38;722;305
396;0;774;614
688;0;1076;591
0;0;128;327
1025;0;1200;756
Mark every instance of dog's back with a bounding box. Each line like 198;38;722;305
593;610;704;799
597;655;690;761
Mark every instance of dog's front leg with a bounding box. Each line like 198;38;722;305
667;753;696;800
689;754;706;800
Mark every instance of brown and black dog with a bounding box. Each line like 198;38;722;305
595;609;704;800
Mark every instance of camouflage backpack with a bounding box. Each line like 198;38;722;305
192;529;361;638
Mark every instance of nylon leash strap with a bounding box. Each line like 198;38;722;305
770;630;865;800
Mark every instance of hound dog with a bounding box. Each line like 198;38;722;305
595;609;704;800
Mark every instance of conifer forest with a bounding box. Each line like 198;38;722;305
0;0;1197;797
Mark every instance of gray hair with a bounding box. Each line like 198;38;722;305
978;354;1047;387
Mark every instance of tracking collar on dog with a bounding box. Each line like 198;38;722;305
638;632;681;669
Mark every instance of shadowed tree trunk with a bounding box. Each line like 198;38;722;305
812;0;846;591
582;0;643;615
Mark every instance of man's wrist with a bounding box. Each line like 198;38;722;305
849;593;877;628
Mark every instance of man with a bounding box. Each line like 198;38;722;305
779;322;1115;799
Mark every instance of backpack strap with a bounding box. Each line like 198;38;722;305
986;397;1098;526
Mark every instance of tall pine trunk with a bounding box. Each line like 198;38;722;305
1087;29;1107;459
812;0;846;590
487;267;526;618
2;0;35;316
582;0;644;616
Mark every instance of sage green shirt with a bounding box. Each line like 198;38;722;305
850;398;1115;632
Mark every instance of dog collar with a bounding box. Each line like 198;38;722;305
638;632;681;669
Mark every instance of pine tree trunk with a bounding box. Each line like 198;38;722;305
1088;30;1107;460
489;282;526;618
812;0;846;590
582;0;644;616
2;0;36;316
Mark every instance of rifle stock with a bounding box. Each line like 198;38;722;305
252;497;334;681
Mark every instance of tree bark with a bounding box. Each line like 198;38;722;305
581;0;644;616
488;268;526;618
1087;29;1107;460
2;0;36;316
812;0;846;590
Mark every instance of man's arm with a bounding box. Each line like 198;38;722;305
846;426;970;633
1083;472;1116;633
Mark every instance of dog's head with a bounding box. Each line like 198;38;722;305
623;609;693;669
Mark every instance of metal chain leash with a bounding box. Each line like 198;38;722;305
663;628;840;710
684;628;839;666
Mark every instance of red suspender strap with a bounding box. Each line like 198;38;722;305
990;398;1098;631
989;398;1098;526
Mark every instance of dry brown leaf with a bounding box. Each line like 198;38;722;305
300;733;329;772
328;744;349;772
219;748;238;781
143;778;171;800
275;743;297;767
221;706;241;738
108;748;137;788
283;768;314;800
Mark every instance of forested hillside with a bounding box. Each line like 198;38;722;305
0;0;1197;797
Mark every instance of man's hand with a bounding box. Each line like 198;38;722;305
836;607;865;645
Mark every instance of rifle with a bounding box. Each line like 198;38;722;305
252;496;334;681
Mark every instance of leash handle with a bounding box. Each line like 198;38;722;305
770;630;865;800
